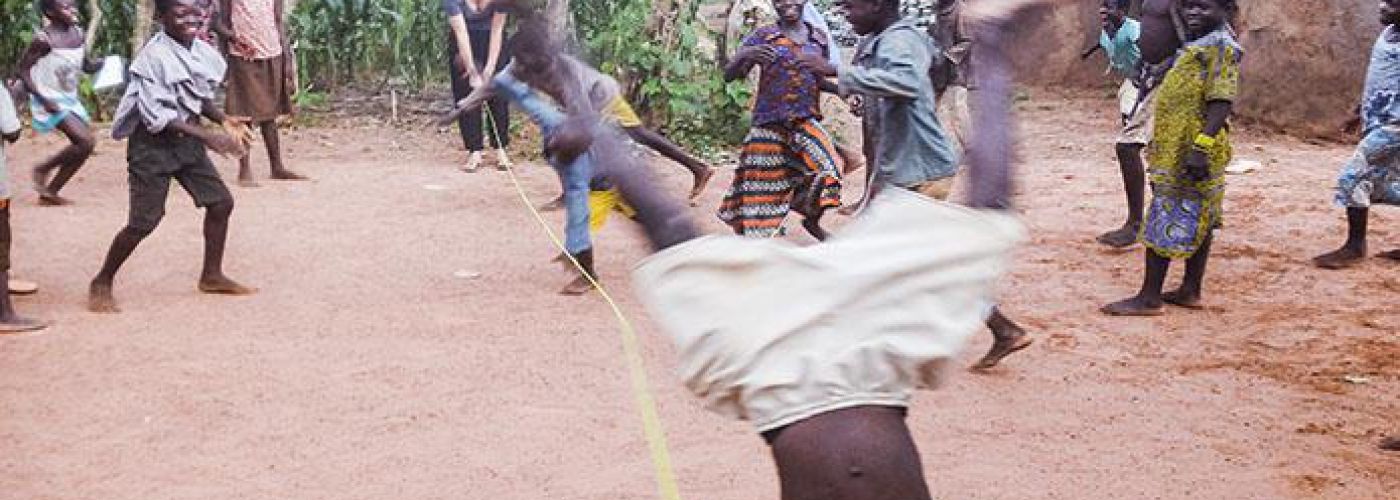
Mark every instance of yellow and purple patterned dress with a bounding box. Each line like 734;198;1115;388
1142;28;1242;260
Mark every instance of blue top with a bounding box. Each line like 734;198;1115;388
742;23;830;127
1099;18;1141;78
802;1;842;68
1362;26;1400;135
838;19;957;187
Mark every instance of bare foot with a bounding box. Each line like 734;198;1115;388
198;276;257;295
37;194;72;206
1380;436;1400;452
1096;224;1140;249
559;275;595;296
1161;289;1204;310
88;281;120;314
1313;246;1366;269
0;314;49;334
688;167;715;201
1377;249;1400;261
973;332;1033;371
270;170;309;181
1101;296;1165;317
238;177;261;188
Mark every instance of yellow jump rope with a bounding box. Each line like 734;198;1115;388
482;111;683;500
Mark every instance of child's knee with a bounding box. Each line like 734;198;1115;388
206;199;235;218
74;135;96;155
121;223;157;239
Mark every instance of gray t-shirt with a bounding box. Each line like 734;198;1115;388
0;89;21;200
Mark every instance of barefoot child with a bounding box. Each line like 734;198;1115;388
1103;0;1241;316
799;0;1032;369
720;0;844;240
18;0;101;205
0;81;50;333
1313;0;1400;269
1081;0;1159;249
545;1;1052;496
89;0;254;313
215;0;305;186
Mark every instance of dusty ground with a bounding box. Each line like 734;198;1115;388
0;90;1395;499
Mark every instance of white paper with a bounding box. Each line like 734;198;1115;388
92;55;124;90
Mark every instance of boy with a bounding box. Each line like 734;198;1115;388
1081;0;1159;249
1313;0;1400;269
798;0;1031;369
931;0;973;153
0;81;49;332
215;0;305;186
89;0;254;313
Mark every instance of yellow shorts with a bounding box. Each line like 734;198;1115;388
589;188;636;232
604;96;644;128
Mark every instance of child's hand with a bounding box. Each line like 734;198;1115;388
1342;116;1362;136
740;45;779;65
206;132;249;159
1184;149;1210;182
223;118;254;147
846;95;864;116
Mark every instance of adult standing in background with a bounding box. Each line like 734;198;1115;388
444;0;512;173
217;0;306;186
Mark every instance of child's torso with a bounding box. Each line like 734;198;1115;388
31;29;86;98
751;23;827;126
1362;27;1400;133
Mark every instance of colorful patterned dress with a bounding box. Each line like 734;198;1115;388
1142;28;1242;259
1335;26;1400;209
718;23;843;238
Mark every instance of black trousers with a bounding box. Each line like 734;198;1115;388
449;29;511;151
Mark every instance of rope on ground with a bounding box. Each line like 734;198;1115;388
483;112;683;500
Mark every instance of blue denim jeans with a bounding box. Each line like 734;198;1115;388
494;73;593;254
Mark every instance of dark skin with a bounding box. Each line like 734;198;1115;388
1080;1;1146;249
89;0;253;314
19;0;101;205
0;119;49;332
800;0;1031;369
515;0;1037;496
1103;0;1234;316
726;0;834;241
215;0;306;186
1314;0;1400;269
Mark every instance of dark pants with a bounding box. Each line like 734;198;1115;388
0;203;11;273
126;128;234;233
449;29;511;151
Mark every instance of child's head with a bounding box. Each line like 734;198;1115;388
841;0;900;36
775;0;805;25
1181;0;1237;38
1099;0;1129;27
38;0;80;28
1382;0;1400;27
155;0;204;45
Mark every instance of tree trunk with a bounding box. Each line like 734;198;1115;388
132;0;153;55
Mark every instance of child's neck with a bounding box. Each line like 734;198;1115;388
1187;23;1222;42
47;20;75;31
1387;24;1400;42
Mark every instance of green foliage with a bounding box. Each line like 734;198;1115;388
575;0;751;151
1;0;139;74
289;0;449;90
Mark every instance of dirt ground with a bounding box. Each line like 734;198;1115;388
0;90;1395;499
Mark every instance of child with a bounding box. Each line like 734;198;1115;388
215;0;305;186
1081;0;1160;249
720;0;844;240
18;0;101;205
0;81;50;333
89;0;254;313
1103;0;1241;316
556;1;1053;496
798;0;1031;369
1313;0;1400;269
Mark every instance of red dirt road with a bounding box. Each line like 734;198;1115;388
1;92;1395;499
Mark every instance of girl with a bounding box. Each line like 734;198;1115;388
1103;0;1241;316
19;0;101;205
217;0;304;186
719;0;843;240
443;0;512;173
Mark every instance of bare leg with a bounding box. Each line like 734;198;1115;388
263;121;307;181
1102;249;1169;316
1163;231;1213;309
33;115;96;205
1098;143;1145;248
197;200;255;294
89;226;154;313
237;144;258;187
1314;207;1368;269
768;406;933;500
0;272;47;333
624;126;714;200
